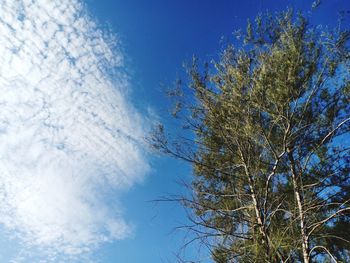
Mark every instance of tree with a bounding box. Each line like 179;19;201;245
151;9;350;262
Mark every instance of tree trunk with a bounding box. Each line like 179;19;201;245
288;150;310;263
239;147;271;259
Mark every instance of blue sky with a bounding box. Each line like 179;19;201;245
0;0;348;262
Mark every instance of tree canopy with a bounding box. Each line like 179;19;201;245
151;9;350;263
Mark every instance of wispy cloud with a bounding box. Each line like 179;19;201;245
0;0;149;258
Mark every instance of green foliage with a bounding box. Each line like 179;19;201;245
150;8;350;263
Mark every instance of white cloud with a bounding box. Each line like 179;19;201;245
0;0;149;258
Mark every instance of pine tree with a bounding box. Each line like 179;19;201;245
151;9;350;262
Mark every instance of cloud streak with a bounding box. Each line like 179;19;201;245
0;0;148;258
